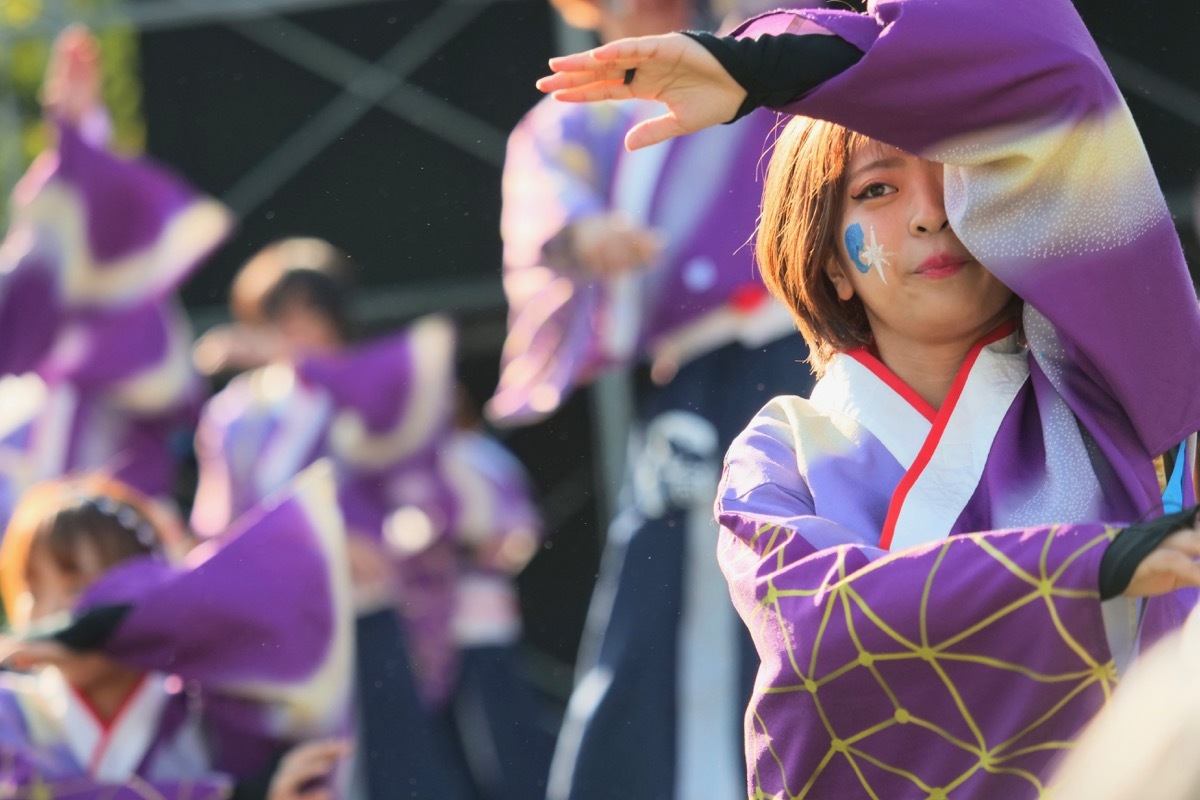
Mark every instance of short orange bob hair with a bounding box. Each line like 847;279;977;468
756;116;875;376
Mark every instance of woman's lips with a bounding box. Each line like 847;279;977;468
915;254;969;278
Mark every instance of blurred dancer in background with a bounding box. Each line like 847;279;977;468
441;386;555;798
0;466;353;799
0;28;230;538
190;242;473;799
489;1;815;797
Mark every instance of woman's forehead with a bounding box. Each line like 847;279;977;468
849;138;909;167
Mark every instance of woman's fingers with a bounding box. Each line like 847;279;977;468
541;34;692;95
1157;549;1200;590
536;69;628;93
1126;546;1200;597
548;82;637;104
626;114;690;151
547;34;675;72
538;32;741;148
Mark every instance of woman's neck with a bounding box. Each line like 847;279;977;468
873;337;972;411
77;665;146;722
872;319;1014;410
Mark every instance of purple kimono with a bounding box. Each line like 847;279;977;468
0;464;355;798
191;316;462;706
715;1;1200;798
487;97;796;426
0;123;231;526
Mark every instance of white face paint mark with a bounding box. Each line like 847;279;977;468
860;225;892;284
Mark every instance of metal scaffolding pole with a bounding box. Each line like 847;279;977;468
230;16;507;169
218;0;497;218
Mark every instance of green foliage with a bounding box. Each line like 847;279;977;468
0;0;145;226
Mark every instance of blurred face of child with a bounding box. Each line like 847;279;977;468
21;540;130;692
824;141;1014;349
270;299;343;358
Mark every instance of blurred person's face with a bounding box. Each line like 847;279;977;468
270;300;344;357
21;541;134;693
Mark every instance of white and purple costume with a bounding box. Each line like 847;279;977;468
715;1;1200;796
0;124;230;531
0;465;354;799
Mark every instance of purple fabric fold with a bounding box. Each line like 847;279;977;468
717;516;1115;799
0;121;228;528
80;473;341;687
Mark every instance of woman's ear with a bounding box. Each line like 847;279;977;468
824;259;855;302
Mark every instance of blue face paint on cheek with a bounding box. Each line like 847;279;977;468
844;223;870;274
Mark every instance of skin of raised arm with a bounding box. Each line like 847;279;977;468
537;33;745;151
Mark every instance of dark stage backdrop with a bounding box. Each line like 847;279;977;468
135;0;1199;699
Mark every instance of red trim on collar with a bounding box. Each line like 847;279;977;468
879;321;1017;550
846;347;938;423
68;673;151;776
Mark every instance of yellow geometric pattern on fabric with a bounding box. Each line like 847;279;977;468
745;523;1117;800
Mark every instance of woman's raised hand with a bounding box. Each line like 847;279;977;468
537;33;746;151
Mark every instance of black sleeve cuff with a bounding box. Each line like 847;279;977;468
682;30;864;122
1099;505;1200;600
50;604;132;652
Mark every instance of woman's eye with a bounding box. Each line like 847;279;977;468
851;183;895;200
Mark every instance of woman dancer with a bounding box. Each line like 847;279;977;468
539;0;1200;796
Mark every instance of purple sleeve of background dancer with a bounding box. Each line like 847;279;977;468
0;123;230;378
75;467;353;745
486;98;633;427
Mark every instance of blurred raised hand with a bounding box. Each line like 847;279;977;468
537;33;745;151
41;25;104;127
569;211;663;276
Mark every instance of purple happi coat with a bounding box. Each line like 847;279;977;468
0;463;354;799
487;96;795;425
0;122;231;526
192;316;462;705
714;1;1200;798
440;429;543;648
